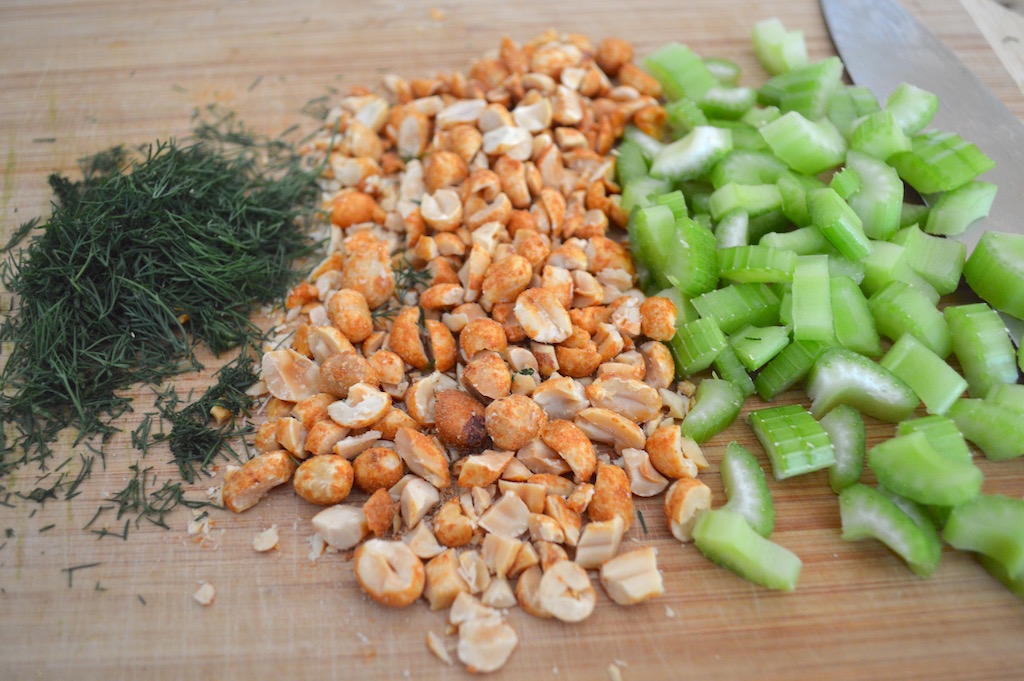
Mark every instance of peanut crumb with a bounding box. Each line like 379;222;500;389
193;581;215;606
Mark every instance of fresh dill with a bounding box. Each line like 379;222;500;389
637;509;649;534
61;562;101;588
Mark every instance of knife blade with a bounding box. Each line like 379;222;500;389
820;0;1024;345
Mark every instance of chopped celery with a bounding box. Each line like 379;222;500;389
868;281;952;358
849;110;911;160
889;129;995;195
654;190;688;221
699;86;757;120
947;399;1024;462
712;343;757;397
844;150;903;241
827;253;866;284
839;483;941;577
760;224;829;255
753;339;828;401
830;275;882;357
680;378;745;443
963;231;1024;320
809;187;872;262
985;384;1024;415
791;255;834;342
980;555;1024;599
805;347;919;422
628;204;675;289
867;431;983;507
621;176;671;213
748;404;836;480
663;217;720;296
860;241;939;303
751;18;808;76
651;126;733;182
692;282;780;334
828;85;881;139
900;202;930;228
643;42;717;101
896;414;971;463
730;324;790;371
924;181;997;236
721;442;775;537
829;166;862;200
761;57;843;121
709;183;782;221
892;224;966;295
741;104;781;128
622;125;666;160
885;83;938;136
615;140;650;186
717;244;796;283
668;318;727;378
880;334;967;415
760;112;846;175
943;495;1024;580
775;173;814;227
819;404;866;493
705;57;741;86
714;209;750;249
711;149;789;189
666;98;709;136
655;287;700;326
944;303;1018;397
693;509;802;591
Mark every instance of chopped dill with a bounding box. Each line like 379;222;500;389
637;509;649;534
39;524;55;533
1;218;38;254
137;594;147;605
62;561;101;588
106;464;214;532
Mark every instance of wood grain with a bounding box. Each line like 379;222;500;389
1;1;1023;680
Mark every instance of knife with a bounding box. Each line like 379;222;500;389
820;0;1024;345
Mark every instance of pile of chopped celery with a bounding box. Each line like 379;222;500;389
625;19;1024;596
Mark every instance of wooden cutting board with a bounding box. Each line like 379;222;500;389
2;1;1022;679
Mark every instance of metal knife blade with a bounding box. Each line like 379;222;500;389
821;0;1024;344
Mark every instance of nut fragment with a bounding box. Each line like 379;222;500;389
311;504;368;550
327;383;392;429
404;521;446;560
514;288;572;343
252;526;280;553
485;394;548;451
481;533;523;579
353;447;405;493
645;426;700;479
354;539;426;608
459;317;508;360
363;488;396;537
424;548;470;610
326;289;373;343
462;350;512;402
318;351;379;399
401;477;441;528
575;407;645;452
304;419;350;457
541;419;597;483
262;349;320;402
588;463;633;530
640;296;678;341
395;427;451;489
585;377;661;422
426;630;453;666
435;390;490;451
574;516;625;569
544;495;582;547
599;546;665;606
664;477;711;542
478;490;530;538
515;565;550;619
537;560;596;623
293;455;354;505
622;447;670;497
405;372;460;427
434;498;474;548
481;577;517;609
457;617;519;674
458;450;514;488
516;439;572;476
531;376;589;420
222;451;298;513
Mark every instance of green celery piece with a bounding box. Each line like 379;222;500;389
654;287;700;327
753;339;829;401
845;150;904;241
889;129;995;195
809;187;871;262
827;253;866;285
980;555;1024;599
760;112;847;175
885;83;938;135
717;244;796;283
679;378;745;443
819;404;866;493
621;176;671;213
716;122;772;153
710;149;789;189
693;509;802;591
985;383;1024;415
849;110;911;160
880;334;967;415
714;209;750;249
900;202;930;228
791;254;834;342
721;442;775;537
704;57;741;86
892;224;966;295
778;287;793;326
643;42;718;102
828;85;881;139
730;324;790;371
860;240;939;303
944;495;1024;580
829;166;862;199
751;18;808;76
896;415;971;463
663;217;720;296
830;275;882;357
775;172;814;227
741;104;781;128
691;282;780;334
709;183;782;221
867;431;983;506
651;126;733;182
699;86;757;120
654;190;688;221
945;303;1019;398
839;483;941;577
1019;337;1023;373
666;99;709;136
924;181;997;236
628;204;675;289
668;318;727;378
963;230;1024;320
760;224;829;255
759;57;842;120
712;343;756;397
947;398;1024;461
748;404;836;480
615;140;650;186
622;125;665;160
805;347;919;422
868;281;952;358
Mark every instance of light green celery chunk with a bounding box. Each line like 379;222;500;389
654;287;700;326
760;112;846;175
775;172;814;227
714;209;750;249
712;343;756;397
760;225;829;255
830;275;882;357
628;204;675;289
664;217;720;297
615;140;650;186
943;495;1024;580
845;150;904;241
1019;339;1023;373
925;181;997;236
885;83;939;135
621;176;671;213
717;244;796;283
751;18;808;76
980;555;1024;598
896;415;971;463
704;57;741;86
868;281;951;358
829;166;861;199
829;85;881;139
651;126;733;182
809;187;872;262
741;105;781;129
680;378;745;443
643;42;717;101
693;509;802;591
666;98;709;136
868;431;983;506
699;86;757;120
622;125;666;160
730;324;790;371
763;57;843;121
880;334;967;415
709;183;782;221
721;442;775;537
963;231;1024;320
900;202;930;228
668;318;727;378
819;404;866;493
692;282;780;335
860;240;939;304
827;253;866;285
748;404;836;480
710;149;789;188
839;483;941;577
985;384;1024;415
947;398;1024;461
889;130;995;195
850;110;911;160
945;303;1019;397
654;190;688;221
805;347;919;422
753;339;828;401
792;254;834;342
892;224;965;295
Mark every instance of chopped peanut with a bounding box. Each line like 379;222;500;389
354;539;426;608
600;546;664;606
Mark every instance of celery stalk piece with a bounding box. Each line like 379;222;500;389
805;347;919;422
655;190;689;221
705;57;741;86
691;282;780;334
775;173;815;227
1019;339;1023;373
828;85;881;139
666;98;709;136
963;230;1024;320
730;324;790;371
741;104;781;129
819;404;866;493
622;125;666;160
885;83;939;136
867;431;983;507
721;442;775;537
924;181;997;236
827;253;866;285
880;334;967;415
748;404;836;480
985;384;1024;415
860;241;940;304
679;378;745;444
753;339;828;401
900;202;930;228
663;217;720;296
654;287;700;327
944;303;1019;397
668;318;727;378
712;343;757;397
710;149;789;188
778;287;793;327
892;224;966;295
791;255;834;342
830;275;883;357
762;57;844;121
628;204;675;289
896;415;972;463
947;398;1024;461
699;86;757;120
760;224;829;255
693;509;802;591
717;244;796;283
643;42;718;102
621;176;672;213
844;150;904;241
651;126;733;183
889;129;995;194
849;110;912;160
839;483;941;577
868;281;952;358
615;140;650;186
714;209;750;249
943;495;1024;580
980;555;1024;599
709;183;783;221
760;112;847;175
829;166;862;200
809;187;872;262
751;18;808;76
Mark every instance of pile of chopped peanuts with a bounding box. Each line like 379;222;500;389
220;30;712;673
